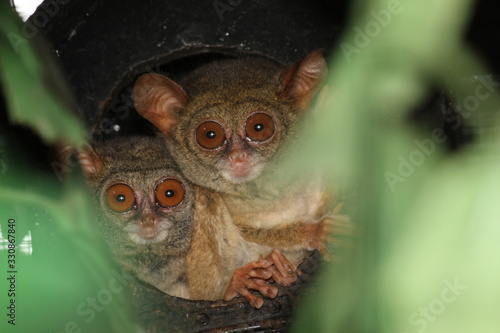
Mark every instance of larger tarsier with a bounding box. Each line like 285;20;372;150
79;50;347;310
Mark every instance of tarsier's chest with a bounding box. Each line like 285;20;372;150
225;182;326;230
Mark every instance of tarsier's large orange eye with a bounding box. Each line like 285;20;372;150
245;113;275;142
155;178;185;208
106;184;135;213
196;121;225;149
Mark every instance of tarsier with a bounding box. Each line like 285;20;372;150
77;135;290;306
133;50;346;308
78;136;194;299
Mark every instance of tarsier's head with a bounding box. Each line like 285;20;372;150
78;137;193;248
132;51;327;193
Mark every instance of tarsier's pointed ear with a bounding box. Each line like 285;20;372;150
78;144;104;179
278;50;328;110
132;73;188;135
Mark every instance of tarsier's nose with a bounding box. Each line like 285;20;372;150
229;150;248;164
140;214;157;227
139;214;160;240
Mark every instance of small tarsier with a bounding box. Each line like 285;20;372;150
77;135;295;307
78;136;194;299
133;50;347;308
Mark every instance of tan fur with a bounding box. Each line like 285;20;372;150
222;178;335;265
185;187;245;299
133;51;350;300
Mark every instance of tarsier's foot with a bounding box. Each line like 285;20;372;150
223;257;278;309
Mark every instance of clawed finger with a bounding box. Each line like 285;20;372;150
265;249;298;286
223;258;280;308
234;286;264;309
223;276;278;308
248;267;273;280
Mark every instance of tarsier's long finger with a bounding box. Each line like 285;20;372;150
240;258;274;280
245;278;278;301
245;257;274;270
248;267;273;280
266;265;297;287
267;249;297;275
223;274;278;308
265;249;298;286
223;259;278;308
226;279;270;309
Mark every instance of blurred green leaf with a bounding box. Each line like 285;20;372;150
0;1;84;146
293;0;500;333
0;177;138;333
0;4;136;333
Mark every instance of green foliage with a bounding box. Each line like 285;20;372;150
0;3;136;332
293;0;500;332
0;1;84;146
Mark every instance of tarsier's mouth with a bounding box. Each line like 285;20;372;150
141;226;159;239
127;226;169;245
221;163;264;184
229;164;253;178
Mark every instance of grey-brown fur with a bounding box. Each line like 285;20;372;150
79;136;194;298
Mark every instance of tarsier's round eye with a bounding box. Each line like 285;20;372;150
245;113;275;142
196;121;225;149
155;178;185;208
106;184;135;213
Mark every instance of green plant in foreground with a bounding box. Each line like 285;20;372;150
0;2;136;332
293;0;500;332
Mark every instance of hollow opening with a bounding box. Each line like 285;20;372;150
93;49;281;142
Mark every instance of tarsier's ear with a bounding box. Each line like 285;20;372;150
132;73;188;135
278;49;328;110
78;144;104;179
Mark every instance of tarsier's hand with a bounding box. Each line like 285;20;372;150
307;203;353;261
307;202;350;258
305;214;334;257
223;249;299;309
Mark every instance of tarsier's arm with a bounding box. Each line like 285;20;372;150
238;203;349;257
240;221;330;253
224;204;352;308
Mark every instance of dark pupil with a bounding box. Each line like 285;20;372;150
254;123;264;132
206;131;216;139
165;190;175;198
116;194;126;202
